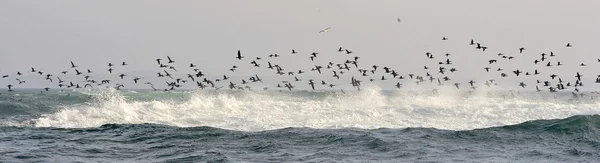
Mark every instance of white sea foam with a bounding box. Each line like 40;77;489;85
33;86;600;131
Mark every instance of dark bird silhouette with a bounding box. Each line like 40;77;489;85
70;61;77;68
167;56;175;63
345;49;352;54
519;47;525;53
236;50;244;60
308;80;316;90
519;82;527;88
133;77;142;84
513;70;522;76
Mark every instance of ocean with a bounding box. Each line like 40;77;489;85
1;87;599;162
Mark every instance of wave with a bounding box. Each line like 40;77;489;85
26;85;600;131
4;115;600;162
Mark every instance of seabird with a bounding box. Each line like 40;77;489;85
236;50;244;60
318;27;331;33
167;56;175;63
70;61;77;68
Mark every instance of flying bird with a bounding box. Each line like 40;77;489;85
318;27;331;33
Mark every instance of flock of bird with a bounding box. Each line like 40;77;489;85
0;37;597;98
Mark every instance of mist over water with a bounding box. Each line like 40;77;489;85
13;85;597;131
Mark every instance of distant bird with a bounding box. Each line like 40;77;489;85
318;27;331;33
345;49;353;54
70;61;77;68
133;77;142;84
519;47;525;53
166;56;175;63
519;82;527;88
236;50;244;60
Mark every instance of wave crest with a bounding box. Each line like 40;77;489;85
33;87;600;131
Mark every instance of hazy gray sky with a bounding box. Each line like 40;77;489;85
1;1;600;90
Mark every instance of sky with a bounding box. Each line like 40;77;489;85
1;1;600;90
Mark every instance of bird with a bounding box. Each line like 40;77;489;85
519;82;527;88
167;56;175;63
133;77;142;84
70;61;77;68
345;49;353;54
236;50;244;60
318;27;331;33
